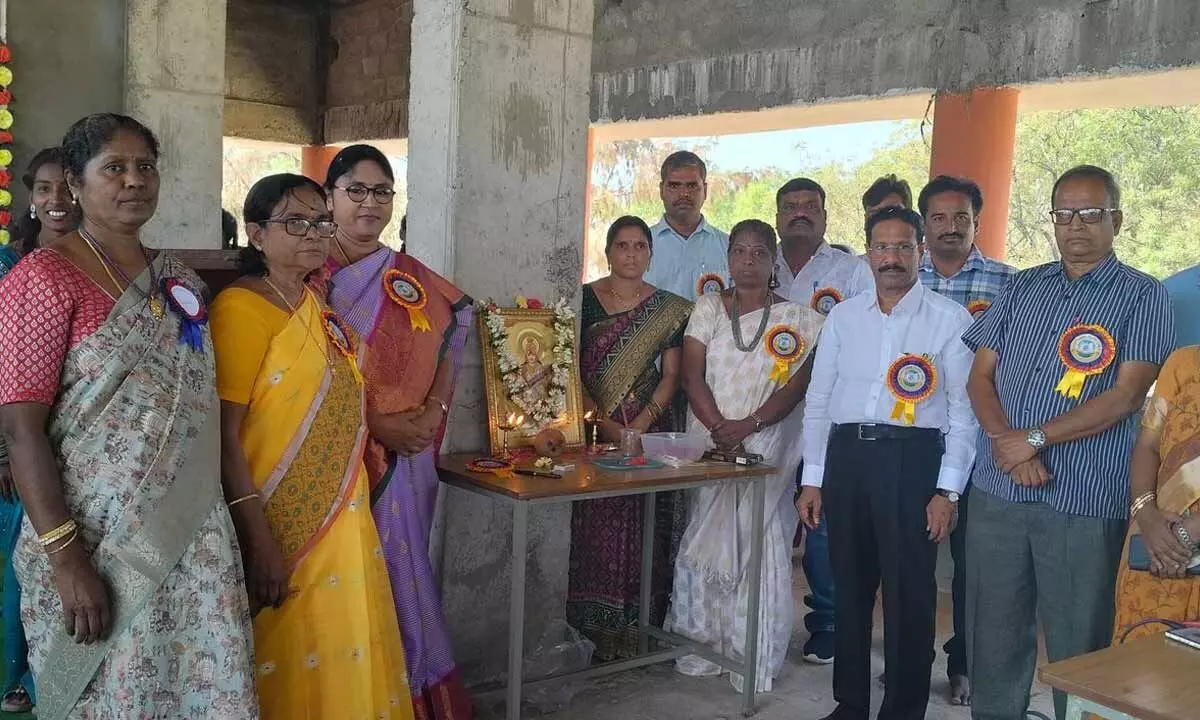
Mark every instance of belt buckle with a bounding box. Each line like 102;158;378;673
857;424;877;441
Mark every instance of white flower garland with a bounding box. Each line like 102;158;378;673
482;298;575;432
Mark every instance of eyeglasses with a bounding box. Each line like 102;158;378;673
260;218;338;238
867;242;918;255
337;184;396;204
1048;208;1118;225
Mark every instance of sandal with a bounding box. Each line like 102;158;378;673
1;686;32;713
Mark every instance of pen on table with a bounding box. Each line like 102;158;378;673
514;469;562;479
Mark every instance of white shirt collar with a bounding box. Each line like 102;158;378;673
867;279;925;316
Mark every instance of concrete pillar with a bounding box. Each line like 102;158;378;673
125;0;227;249
928;88;1019;260
8;0;125;213
407;0;595;684
301;145;341;184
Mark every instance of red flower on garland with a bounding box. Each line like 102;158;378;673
0;211;10;227
0;170;10;189
0;47;10;64
0;132;11;145
526;299;544;309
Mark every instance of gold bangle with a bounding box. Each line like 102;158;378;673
227;493;260;509
46;529;78;555
1130;491;1157;518
38;519;78;547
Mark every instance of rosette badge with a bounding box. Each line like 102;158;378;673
887;353;937;425
696;273;725;296
383;268;430;332
162;279;207;351
810;287;843;316
1054;323;1115;399
967;299;991;320
765;325;804;384
321;310;364;384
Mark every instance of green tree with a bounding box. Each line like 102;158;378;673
1008;107;1200;277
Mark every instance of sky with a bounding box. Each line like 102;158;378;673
663;119;907;172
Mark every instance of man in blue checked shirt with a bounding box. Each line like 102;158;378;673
963;165;1175;720
916;175;1015;707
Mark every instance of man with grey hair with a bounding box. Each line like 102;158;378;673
644;151;730;300
964;165;1175;720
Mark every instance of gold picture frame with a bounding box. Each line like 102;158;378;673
478;307;586;455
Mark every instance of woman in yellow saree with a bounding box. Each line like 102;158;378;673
212;174;413;718
1113;344;1200;643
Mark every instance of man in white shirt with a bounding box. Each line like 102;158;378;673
775;177;874;314
773;177;873;666
644;151;730;301
797;206;978;720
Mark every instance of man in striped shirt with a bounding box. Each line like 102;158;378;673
962;166;1175;720
916;176;1015;707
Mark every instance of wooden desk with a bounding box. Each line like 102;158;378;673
1039;632;1200;720
438;452;775;719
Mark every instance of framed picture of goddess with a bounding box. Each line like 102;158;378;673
477;304;586;456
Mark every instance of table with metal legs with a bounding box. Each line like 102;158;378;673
437;453;774;720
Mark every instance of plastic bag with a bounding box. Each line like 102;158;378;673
521;620;596;713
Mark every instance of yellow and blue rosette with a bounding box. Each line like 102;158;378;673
765;324;805;384
321;310;364;385
383;268;431;332
810;287;843;316
696;272;725;296
967;299;992;320
887;353;937;425
1054;323;1116;399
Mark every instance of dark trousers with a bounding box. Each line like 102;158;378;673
944;484;969;678
824;425;943;720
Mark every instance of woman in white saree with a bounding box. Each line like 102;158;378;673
667;219;823;693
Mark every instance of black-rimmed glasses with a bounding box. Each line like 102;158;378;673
336;184;396;204
261;218;338;238
1048;208;1119;226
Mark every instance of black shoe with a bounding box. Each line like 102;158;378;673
817;705;867;720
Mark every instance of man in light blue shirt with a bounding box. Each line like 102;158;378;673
1163;263;1200;347
644;151;730;300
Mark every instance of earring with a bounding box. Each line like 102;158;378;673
71;196;78;205
768;268;780;290
28;205;36;220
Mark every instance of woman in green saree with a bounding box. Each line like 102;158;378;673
568;215;693;660
0;114;258;719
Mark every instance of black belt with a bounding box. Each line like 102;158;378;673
832;422;943;443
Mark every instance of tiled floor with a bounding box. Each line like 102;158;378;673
481;544;1058;719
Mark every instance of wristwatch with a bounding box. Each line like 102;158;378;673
937;490;961;503
1026;427;1047;450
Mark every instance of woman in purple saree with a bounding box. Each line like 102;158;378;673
319;145;473;719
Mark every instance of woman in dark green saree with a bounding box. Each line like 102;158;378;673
569;215;693;660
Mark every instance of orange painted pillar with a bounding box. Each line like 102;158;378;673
928;88;1019;260
301;145;341;185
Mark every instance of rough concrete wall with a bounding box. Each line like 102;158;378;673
325;0;412;143
591;0;1200;122
408;0;594;685
126;0;227;249
224;0;320;145
8;0;125;212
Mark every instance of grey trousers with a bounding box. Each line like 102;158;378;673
966;489;1126;720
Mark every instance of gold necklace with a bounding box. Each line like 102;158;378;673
608;279;645;310
262;276;301;313
261;277;338;374
79;231;164;318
